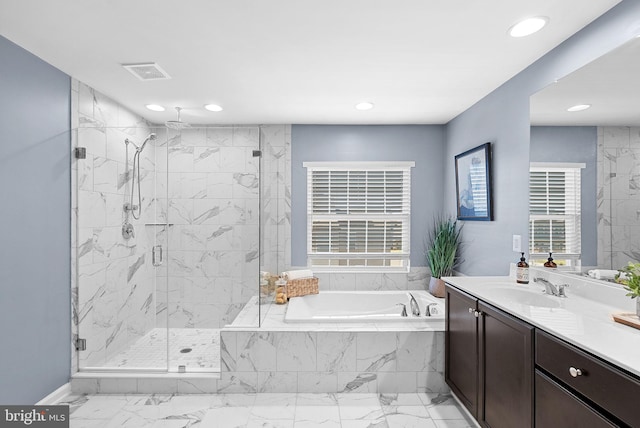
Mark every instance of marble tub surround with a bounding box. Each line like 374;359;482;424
443;270;640;379
219;297;446;394
60;392;474;428
597;126;640;269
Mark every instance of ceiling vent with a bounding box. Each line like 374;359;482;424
122;63;171;81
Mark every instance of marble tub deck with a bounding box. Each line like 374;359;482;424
61;392;475;428
232;295;446;332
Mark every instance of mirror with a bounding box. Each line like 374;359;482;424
530;37;640;273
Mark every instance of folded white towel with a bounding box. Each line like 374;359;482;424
282;269;314;280
588;269;619;280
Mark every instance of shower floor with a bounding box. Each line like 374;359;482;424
101;328;220;372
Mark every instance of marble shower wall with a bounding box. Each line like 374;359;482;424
158;126;261;329
73;81;159;368
259;125;291;323
597;126;640;269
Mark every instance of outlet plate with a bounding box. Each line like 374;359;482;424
512;235;522;252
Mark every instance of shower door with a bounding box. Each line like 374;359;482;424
76;125;169;371
165;126;260;372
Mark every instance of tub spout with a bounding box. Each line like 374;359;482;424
408;293;420;316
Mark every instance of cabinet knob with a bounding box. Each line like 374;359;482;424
474;310;483;318
469;308;474;313
569;367;583;377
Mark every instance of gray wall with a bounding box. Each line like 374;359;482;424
0;36;71;403
291;125;446;267
444;0;640;275
530;126;598;266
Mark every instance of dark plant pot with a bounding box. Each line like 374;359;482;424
429;277;446;298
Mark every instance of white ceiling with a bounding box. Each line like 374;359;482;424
531;37;640;126
0;0;619;125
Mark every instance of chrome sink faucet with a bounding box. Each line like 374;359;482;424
534;277;569;297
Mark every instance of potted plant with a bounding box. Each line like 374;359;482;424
617;262;640;317
426;216;462;298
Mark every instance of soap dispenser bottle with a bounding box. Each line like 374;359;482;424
516;252;529;284
544;252;557;268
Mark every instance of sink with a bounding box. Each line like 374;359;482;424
485;287;561;308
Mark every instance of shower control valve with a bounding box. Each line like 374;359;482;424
122;222;135;240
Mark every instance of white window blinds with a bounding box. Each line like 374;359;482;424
304;161;414;271
529;163;583;267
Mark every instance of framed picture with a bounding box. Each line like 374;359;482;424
454;142;493;221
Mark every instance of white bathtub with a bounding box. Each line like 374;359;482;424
284;290;444;323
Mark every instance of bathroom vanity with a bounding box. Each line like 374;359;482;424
444;272;640;428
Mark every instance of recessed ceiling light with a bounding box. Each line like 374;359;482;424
508;17;549;38
204;104;224;112
355;102;374;111
567;104;591;112
145;104;165;112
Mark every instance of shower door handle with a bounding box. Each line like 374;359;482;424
152;245;163;267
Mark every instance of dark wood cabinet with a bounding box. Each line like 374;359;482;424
446;282;640;428
479;301;534;428
445;285;479;417
445;285;533;428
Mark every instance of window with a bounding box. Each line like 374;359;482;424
529;163;583;267
304;161;414;271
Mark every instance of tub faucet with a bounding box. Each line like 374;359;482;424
408;293;420;316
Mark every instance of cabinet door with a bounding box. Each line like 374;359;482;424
479;301;534;428
535;370;616;428
445;285;479;418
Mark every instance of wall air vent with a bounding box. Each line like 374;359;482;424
122;63;171;81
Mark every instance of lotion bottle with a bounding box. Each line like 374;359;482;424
516;252;529;284
544;252;557;268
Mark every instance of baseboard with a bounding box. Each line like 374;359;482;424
36;383;71;405
449;390;481;428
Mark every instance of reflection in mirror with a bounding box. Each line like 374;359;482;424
530;37;640;273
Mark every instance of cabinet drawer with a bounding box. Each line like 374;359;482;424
535;330;640;427
535;370;615;428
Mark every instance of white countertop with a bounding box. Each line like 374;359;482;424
442;275;640;379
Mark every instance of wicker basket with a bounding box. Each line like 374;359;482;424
286;276;319;298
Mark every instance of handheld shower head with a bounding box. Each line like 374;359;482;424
137;133;156;153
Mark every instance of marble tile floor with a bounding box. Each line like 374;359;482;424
99;328;220;372
61;392;476;428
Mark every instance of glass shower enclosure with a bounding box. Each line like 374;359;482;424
75;124;261;373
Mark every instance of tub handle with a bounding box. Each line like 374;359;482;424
425;303;438;317
396;303;408;317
